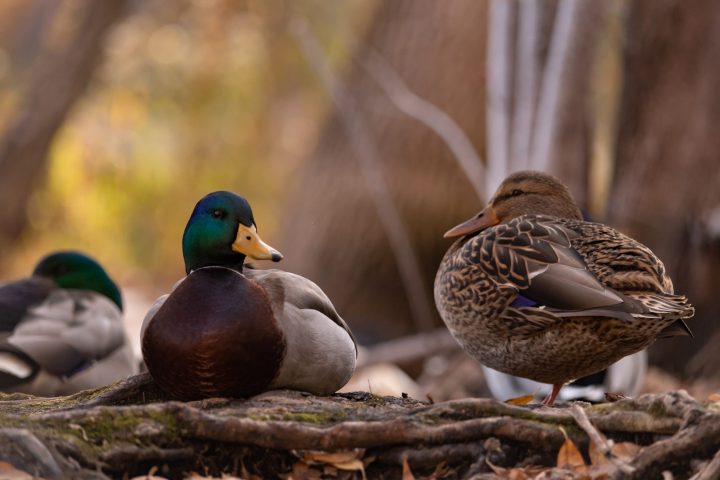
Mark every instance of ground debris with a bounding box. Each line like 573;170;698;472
0;374;717;479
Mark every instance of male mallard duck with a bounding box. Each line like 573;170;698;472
0;251;137;396
141;191;357;400
434;171;694;405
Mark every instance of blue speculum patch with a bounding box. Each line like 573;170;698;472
511;294;539;308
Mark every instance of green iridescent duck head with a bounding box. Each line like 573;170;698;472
182;191;283;274
33;251;123;310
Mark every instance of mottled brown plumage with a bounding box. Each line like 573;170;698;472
434;171;694;405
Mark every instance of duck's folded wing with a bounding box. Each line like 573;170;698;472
247;269;357;353
4;290;126;379
473;216;651;323
0;278;53;333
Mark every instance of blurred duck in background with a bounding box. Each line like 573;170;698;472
435;171;694;405
141;191;356;400
0;251;137;396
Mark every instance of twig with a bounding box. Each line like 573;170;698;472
375;442;482;468
511;0;540;171
621;412;720;480
486;0;513;193
356;328;459;369
570;403;634;474
530;0;580;172
289;18;436;331
100;446;195;467
690;448;720;480
360;49;485;201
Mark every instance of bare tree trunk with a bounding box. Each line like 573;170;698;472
612;0;720;374
0;0;129;247
278;0;488;341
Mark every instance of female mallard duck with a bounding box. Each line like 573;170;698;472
434;171;694;405
141;191;357;400
0;251;137;396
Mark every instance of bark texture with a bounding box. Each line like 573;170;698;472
0;374;718;479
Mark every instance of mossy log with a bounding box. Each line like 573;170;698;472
0;373;718;479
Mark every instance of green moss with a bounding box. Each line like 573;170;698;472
646;400;668;418
280;410;348;425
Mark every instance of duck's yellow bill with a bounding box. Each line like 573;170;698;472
232;224;283;262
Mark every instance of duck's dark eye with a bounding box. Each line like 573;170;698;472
511;189;523;197
245;236;251;241
212;209;224;219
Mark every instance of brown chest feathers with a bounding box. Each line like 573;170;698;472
142;268;286;400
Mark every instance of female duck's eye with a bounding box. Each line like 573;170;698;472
212;209;224;219
511;189;523;197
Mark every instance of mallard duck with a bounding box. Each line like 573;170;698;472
0;251;137;396
141;191;357;400
434;171;694;405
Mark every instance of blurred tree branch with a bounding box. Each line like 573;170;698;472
291;18;437;332
0;0;129;248
510;0;540;172
361;48;485;202
485;0;513;194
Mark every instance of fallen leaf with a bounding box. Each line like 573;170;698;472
556;427;588;475
486;459;506;476
280;461;322;480
424;461;450;480
0;461;35;480
301;450;363;465
297;450;366;479
611;442;642;462
707;393;720;402
587;440;618;479
588;439;612;468
130;465;168;480
505;394;535;405
402;456;415;480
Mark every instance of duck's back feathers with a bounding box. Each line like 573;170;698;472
0;278;53;333
246;269;357;394
245;268;357;351
0;289;133;394
562;218;675;295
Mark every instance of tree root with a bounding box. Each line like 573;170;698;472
0;373;717;478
